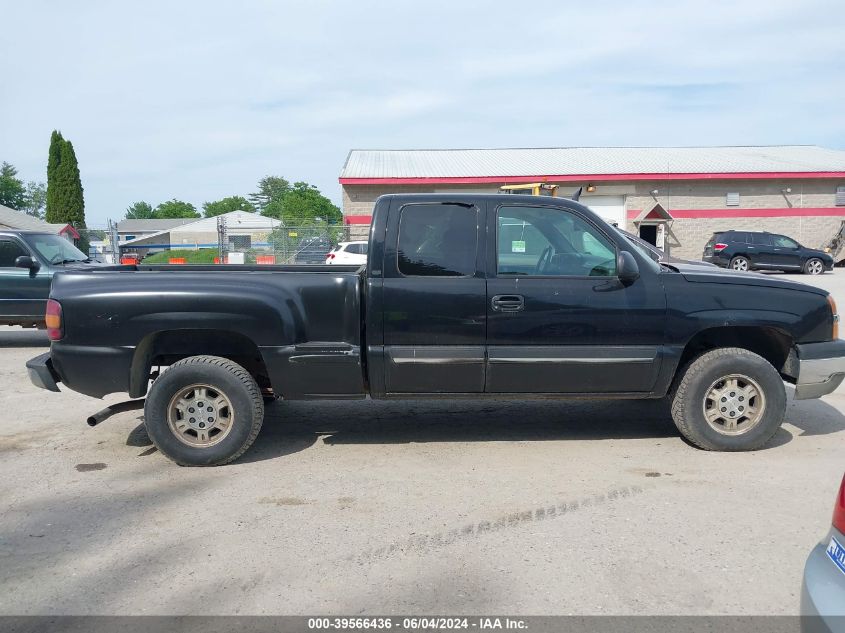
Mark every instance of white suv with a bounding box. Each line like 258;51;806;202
326;241;368;265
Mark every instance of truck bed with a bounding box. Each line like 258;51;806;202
47;265;367;399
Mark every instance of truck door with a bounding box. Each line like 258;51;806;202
381;199;487;393
484;201;666;394
0;237;50;322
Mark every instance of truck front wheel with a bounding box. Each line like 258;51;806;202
670;347;786;451
144;355;265;466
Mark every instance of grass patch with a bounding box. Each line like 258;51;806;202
143;249;219;264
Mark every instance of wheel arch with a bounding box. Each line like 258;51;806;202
674;325;795;386
129;329;270;398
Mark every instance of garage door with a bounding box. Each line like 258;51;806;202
581;195;625;227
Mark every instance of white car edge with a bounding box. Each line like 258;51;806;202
326;241;368;265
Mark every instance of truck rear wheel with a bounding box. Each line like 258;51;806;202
670;347;785;451
144;355;264;466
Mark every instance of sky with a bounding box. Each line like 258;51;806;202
2;0;845;227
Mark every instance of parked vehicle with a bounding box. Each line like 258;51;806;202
618;229;716;268
293;237;332;264
801;473;845;631
326;240;368;265
703;230;833;274
0;231;105;328
27;194;845;466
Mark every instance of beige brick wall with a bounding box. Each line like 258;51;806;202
342;179;845;261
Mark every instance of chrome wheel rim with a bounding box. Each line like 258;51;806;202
732;258;748;271
702;374;766;436
167;383;235;447
808;259;823;275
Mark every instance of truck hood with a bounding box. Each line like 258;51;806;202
670;263;828;296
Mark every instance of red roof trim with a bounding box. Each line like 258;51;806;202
340;172;845;185
60;224;81;239
627;207;845;220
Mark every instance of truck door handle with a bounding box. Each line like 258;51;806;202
492;294;524;312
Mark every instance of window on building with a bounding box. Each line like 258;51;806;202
229;235;251;249
397;204;477;276
496;205;616;277
836;186;845;206
726;192;740;206
0;239;29;267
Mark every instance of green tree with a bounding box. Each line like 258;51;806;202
202;195;255;217
125;201;155;219
261;181;341;225
249;175;290;211
154;199;200;219
45;131;85;226
45;130;64;222
0;162;27;210
23;181;47;218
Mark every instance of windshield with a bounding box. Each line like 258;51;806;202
22;233;88;264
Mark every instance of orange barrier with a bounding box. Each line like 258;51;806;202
120;257;137;265
213;256;229;264
169;258;187;265
256;255;276;265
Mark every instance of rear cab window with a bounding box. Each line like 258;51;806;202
397;204;477;277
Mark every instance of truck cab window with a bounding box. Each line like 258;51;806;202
397;204;477;276
0;239;28;267
497;206;616;277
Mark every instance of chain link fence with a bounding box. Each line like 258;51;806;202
76;219;353;265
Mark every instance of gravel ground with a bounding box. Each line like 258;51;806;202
1;270;844;615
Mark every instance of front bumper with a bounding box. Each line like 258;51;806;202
26;352;60;393
795;340;845;399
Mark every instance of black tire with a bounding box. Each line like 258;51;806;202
730;256;750;272
670;347;785;451
803;258;824;275
144;355;264;466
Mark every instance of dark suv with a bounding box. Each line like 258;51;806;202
703;230;833;275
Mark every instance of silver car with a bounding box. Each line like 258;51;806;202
802;473;845;632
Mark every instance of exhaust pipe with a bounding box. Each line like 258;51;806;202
87;399;145;427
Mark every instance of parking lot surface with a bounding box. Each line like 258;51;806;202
1;271;845;615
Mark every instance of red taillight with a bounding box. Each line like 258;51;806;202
833;474;845;533
713;243;728;252
326;253;335;260
45;299;63;341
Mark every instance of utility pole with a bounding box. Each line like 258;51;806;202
108;219;120;263
217;215;228;262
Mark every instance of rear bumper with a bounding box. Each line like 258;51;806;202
801;529;845;630
795;340;845;399
26;352;60;393
28;344;134;399
702;254;729;267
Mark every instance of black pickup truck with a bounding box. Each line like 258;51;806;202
27;194;845;466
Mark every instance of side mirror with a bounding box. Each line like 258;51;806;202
617;250;640;284
14;255;40;271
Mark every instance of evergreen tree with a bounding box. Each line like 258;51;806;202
0;162;27;210
55;139;85;226
45;131;85;226
45;130;64;222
